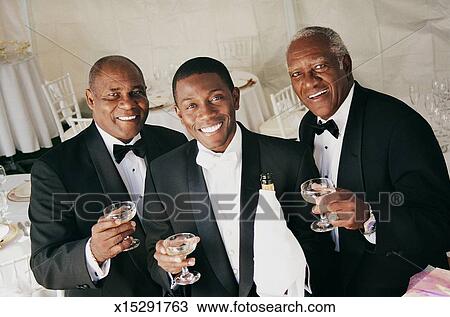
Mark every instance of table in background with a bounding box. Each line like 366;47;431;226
0;56;58;157
231;70;272;131
0;174;54;296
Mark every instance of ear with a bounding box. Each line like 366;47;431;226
174;105;183;121
342;55;352;75
232;87;240;111
85;89;95;110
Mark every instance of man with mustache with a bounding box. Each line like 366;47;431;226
29;55;187;296
144;57;336;296
287;26;450;296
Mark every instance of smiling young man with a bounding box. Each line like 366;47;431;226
29;55;187;296
143;57;337;297
287;26;450;296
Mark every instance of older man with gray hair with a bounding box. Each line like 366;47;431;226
286;26;450;296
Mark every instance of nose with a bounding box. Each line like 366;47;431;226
118;93;138;110
196;101;216;120
303;70;321;89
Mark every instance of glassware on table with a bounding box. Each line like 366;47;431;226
0;191;8;223
300;178;336;233
409;84;420;107
163;233;200;286
103;201;139;251
0;165;6;187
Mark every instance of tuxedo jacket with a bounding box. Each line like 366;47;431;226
299;81;450;296
29;123;187;296
143;124;337;297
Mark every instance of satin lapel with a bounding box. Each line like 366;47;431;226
84;123;130;201
141;126;165;163
142;126;164;217
186;142;238;295
84;124;148;276
336;82;368;286
337;82;366;199
299;111;317;148
238;125;261;297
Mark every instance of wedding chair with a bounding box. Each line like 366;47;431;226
42;73;91;142
218;37;254;72
270;85;302;115
259;85;305;139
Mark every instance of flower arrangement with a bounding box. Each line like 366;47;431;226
0;40;31;63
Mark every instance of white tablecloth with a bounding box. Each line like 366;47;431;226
231;70;273;131
259;108;307;140
0;56;58;157
145;105;190;137
0;174;48;296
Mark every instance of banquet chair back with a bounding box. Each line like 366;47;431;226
218;37;254;72
42;73;85;142
270;85;303;115
262;85;304;139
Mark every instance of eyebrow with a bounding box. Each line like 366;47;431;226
179;88;224;103
288;56;328;72
105;84;145;92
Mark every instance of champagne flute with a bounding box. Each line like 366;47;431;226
300;178;336;232
103;201;139;251
163;233;201;286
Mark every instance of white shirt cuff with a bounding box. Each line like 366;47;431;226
85;238;111;282
363;231;377;244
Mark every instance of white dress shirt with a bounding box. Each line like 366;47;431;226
312;83;376;251
196;126;242;281
85;124;147;282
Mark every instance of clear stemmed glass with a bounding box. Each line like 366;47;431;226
163;233;200;286
0;165;6;187
300;178;336;232
103;201;140;251
409;84;420;107
0;191;9;223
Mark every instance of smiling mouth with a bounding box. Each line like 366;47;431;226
117;115;138;121
199;122;223;134
308;89;328;99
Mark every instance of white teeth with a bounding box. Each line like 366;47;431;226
117;115;137;121
200;122;223;133
308;89;328;99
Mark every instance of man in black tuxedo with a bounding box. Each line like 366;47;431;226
143;57;336;297
29;55;187;296
287;26;450;296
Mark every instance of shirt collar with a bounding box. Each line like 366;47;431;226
95;123;142;159
317;82;355;135
196;124;242;161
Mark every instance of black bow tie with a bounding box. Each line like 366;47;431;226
113;139;146;163
310;119;339;139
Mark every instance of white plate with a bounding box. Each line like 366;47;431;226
0;223;8;241
13;181;31;198
234;78;248;88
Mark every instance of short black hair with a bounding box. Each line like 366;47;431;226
172;57;234;99
89;55;144;90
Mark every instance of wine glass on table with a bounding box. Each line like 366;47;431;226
0;190;8;223
0;165;6;188
300;178;336;232
409;84;420;108
163;233;201;286
103;201;139;251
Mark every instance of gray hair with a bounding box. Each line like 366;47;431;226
289;26;349;59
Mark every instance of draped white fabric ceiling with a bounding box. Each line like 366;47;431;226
1;0;449;105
